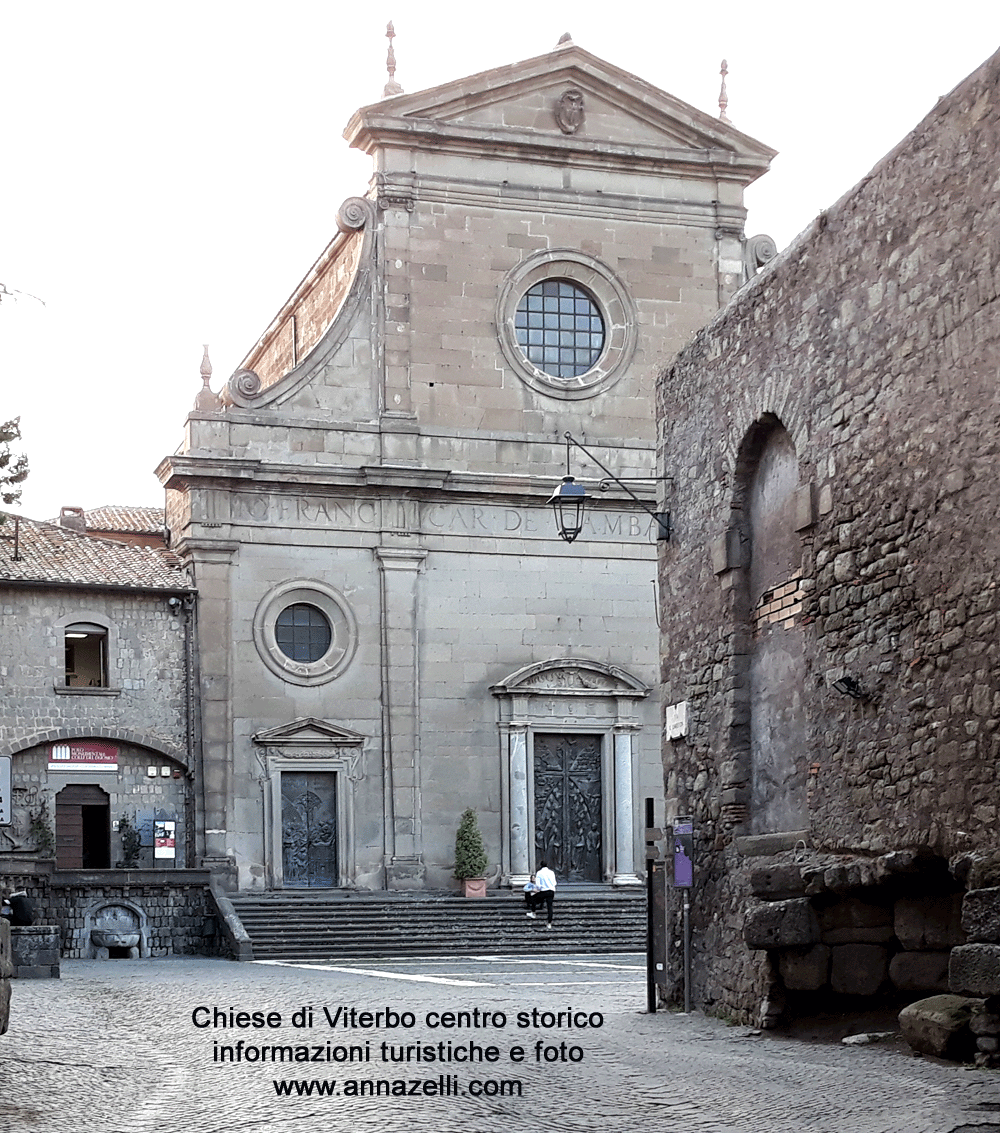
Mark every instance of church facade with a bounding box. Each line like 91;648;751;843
158;41;773;893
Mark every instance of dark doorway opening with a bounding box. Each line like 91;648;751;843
56;785;111;869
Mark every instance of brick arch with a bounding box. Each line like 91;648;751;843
2;726;188;769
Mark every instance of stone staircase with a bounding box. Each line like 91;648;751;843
227;888;646;961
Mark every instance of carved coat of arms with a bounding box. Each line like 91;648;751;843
555;88;585;135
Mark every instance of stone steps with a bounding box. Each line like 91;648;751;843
228;891;646;960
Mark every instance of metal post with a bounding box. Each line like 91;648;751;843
645;797;656;1014
683;889;691;1014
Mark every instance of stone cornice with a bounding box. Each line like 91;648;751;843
353;116;772;183
156;456;658;505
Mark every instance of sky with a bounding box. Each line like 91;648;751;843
4;1;1000;521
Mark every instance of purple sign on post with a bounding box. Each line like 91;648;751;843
673;818;693;888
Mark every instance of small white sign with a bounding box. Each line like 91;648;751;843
0;757;11;824
666;701;688;740
154;820;176;859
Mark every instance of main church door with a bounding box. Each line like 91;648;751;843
533;733;602;882
281;772;338;887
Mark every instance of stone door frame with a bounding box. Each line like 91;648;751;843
253;718;365;890
491;659;648;887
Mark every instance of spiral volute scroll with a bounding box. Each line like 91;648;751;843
745;233;779;274
223;368;262;407
336;196;375;234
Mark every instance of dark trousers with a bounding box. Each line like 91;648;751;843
524;891;543;913
537;890;554;924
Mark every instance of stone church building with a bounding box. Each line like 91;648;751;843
658;47;1000;1023
158;40;774;894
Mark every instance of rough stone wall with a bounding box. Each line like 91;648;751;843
0;586;189;762
5;741;190;867
0;867;217;958
657;49;1000;1018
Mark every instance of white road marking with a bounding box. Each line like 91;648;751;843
253;959;492;986
515;981;625;986
466;956;644;971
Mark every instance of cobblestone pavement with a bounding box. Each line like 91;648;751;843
2;953;999;1133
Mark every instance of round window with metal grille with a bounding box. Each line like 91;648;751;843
253;580;357;686
496;250;636;400
514;280;605;379
274;603;332;663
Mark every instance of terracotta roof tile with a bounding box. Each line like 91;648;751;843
0;513;189;591
45;504;166;535
82;505;166;535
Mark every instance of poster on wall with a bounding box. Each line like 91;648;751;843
48;742;119;771
154;820;176;859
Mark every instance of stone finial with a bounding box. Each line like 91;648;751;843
383;21;403;97
194;344;222;412
556;32;573;46
719;59;731;122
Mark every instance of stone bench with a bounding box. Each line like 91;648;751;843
10;925;60;979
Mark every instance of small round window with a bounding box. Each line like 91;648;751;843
274;603;331;663
253;580;357;686
514;280;605;379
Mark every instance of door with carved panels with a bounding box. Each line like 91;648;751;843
281;771;338;887
533;733;602;882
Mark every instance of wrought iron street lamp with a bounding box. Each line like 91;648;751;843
549;432;671;543
547;476;587;543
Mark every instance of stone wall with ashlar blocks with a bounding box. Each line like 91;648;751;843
656;47;1000;1020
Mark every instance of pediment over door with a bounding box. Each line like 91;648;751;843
491;658;649;700
253;717;366;748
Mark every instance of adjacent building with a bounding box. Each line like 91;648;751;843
657;48;1000;1021
0;511;214;956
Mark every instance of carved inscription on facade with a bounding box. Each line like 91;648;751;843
229;492;654;542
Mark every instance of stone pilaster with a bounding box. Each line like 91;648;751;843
613;726;642;885
376;546;427;888
506;725;531;884
183;539;238;880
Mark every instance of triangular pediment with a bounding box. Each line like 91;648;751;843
491;658;649;699
253;717;365;746
347;44;774;172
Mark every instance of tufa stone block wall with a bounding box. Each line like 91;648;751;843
656;48;1000;1019
0;869;218;959
0;586;189;763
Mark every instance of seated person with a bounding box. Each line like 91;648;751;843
523;874;543;918
1;890;36;927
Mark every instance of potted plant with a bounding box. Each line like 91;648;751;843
454;808;488;897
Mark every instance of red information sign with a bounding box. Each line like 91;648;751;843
48;742;119;771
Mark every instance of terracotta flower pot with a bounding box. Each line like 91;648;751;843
462;877;487;898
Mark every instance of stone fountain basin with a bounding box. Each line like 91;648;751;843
91;930;140;949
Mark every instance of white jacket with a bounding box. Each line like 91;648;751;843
535;866;557;892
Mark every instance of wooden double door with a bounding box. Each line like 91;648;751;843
533;733;603;882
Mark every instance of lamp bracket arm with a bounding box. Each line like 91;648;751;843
563;432;667;522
